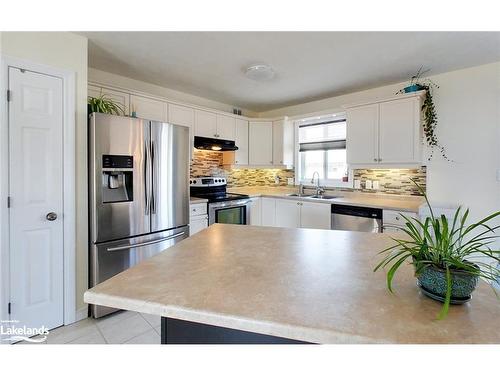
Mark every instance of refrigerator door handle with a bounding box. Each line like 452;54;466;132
151;139;156;214
144;140;150;215
107;231;186;252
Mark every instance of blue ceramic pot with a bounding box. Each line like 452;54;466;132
417;264;479;300
404;84;424;93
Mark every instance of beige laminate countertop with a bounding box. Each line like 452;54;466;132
190;197;208;204
228;186;424;213
84;224;500;344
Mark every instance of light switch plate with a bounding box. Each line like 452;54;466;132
373;180;380;190
365;180;372;189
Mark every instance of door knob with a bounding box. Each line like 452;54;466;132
46;212;57;221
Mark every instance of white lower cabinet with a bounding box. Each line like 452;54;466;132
259;198;331;230
189;202;208;236
275;199;301;228
190;216;208;235
300;201;331;229
249;197;262;225
261;198;276;226
383;210;418;233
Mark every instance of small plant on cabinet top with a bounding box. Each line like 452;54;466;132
374;180;500;320
398;67;449;161
88;92;125;116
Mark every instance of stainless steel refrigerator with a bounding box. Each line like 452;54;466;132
88;112;190;318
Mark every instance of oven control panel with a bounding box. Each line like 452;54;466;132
190;177;226;187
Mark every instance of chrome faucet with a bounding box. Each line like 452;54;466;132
311;171;325;196
299;183;305;196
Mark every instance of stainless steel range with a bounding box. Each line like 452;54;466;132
190;177;250;225
89;113;190;318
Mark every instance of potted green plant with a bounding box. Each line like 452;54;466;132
374;181;500;319
88;93;125;116
398;67;448;160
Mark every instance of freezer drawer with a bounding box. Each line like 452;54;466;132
90;226;188;318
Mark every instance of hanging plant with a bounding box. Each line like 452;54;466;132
88;92;125;116
398;67;449;161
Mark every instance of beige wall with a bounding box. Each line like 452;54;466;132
89;68;258;117
1;32;89;315
259;62;500;226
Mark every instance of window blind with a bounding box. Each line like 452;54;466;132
298;119;346;152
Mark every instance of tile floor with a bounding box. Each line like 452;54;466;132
17;311;161;344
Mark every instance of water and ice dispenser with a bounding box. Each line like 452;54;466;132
101;155;134;203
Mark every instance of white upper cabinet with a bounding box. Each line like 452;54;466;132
216;114;236;140
249;121;273;165
346;104;379;165
300;201;331;229
275;199;301;228
345;92;424;166
168;103;194;128
272;118;294;168
168;103;195;160
194;110;217;138
130;95;168;122
234;118;249;165
378;97;421;163
194;110;236;140
88;84;130;115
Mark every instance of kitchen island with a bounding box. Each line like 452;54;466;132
84;224;500;344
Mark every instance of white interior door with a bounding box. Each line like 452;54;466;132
8;67;64;331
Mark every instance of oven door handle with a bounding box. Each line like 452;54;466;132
209;199;251;209
107;231;186;252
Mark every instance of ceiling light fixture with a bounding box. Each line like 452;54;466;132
245;64;275;81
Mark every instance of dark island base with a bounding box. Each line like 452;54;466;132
161;317;310;344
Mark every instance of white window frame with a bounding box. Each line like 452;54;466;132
294;113;353;188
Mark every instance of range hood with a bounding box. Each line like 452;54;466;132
194;136;238;151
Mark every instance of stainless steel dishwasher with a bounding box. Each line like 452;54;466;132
331;204;383;233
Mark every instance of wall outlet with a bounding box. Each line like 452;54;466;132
365;180;373;189
354;179;361;189
287;178;294;185
372;180;380;190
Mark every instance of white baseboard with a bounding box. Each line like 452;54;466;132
75;306;89;322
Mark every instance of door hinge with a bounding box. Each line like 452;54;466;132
7;196;11;208
7;89;12;102
8;302;11;315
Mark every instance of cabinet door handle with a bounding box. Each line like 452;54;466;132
379;158;382;162
373;158;378;162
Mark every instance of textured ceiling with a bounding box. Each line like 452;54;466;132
83;32;500;112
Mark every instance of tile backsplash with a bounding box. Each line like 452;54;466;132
190;150;426;195
352;167;426;196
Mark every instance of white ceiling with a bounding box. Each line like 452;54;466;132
83;32;500;112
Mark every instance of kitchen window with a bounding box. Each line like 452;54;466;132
297;116;352;187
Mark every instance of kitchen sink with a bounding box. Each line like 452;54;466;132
286;193;340;200
309;195;341;200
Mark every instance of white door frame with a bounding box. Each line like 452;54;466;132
0;55;77;331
